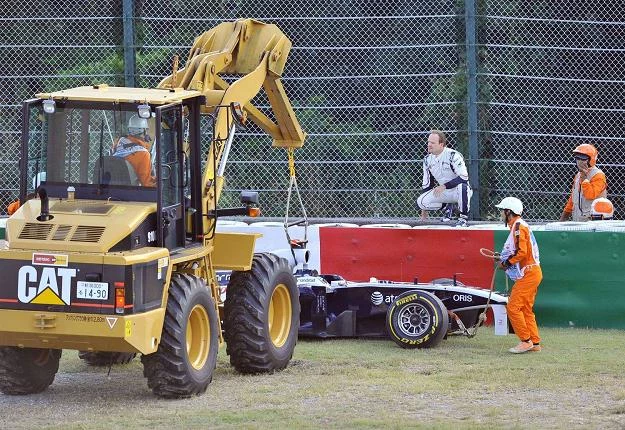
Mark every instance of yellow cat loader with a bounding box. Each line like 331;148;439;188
0;19;306;398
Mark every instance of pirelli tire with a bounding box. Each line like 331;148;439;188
78;351;136;366
224;253;299;374
0;347;62;395
141;273;219;399
386;290;449;349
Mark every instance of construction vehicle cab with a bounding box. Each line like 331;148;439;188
0;19;305;398
20;87;214;251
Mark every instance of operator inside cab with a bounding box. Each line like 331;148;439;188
112;115;156;187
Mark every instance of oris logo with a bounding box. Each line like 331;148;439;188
453;294;473;302
371;291;384;305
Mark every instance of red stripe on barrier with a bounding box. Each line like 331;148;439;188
319;228;495;288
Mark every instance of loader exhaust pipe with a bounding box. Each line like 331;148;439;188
36;187;54;222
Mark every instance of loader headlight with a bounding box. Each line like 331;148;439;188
137;103;151;119
43;99;56;114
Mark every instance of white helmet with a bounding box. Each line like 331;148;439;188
591;197;614;220
495;197;523;215
128;115;148;135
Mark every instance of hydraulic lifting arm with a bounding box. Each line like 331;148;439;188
157;19;306;237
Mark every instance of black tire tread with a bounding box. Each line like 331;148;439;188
78;351;136;366
224;253;299;374
141;273;219;399
0;347;61;395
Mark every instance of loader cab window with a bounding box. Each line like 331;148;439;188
156;104;185;249
21;101;157;202
22;101;48;197
21;98;200;250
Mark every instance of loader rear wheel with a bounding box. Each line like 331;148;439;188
386;290;449;349
78;351;136;366
141;274;219;398
224;253;299;373
0;347;61;394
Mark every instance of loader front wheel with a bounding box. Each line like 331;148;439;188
224;253;299;373
0;347;61;394
78;351;136;366
141;274;219;398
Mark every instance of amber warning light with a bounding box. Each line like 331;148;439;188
115;283;125;314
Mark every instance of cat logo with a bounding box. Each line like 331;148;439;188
17;265;77;305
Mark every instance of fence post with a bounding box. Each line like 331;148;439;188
465;0;480;219
122;0;136;87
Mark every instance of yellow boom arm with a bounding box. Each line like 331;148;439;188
157;20;306;235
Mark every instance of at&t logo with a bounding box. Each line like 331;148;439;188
370;291;397;306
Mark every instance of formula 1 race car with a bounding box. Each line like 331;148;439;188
295;271;509;349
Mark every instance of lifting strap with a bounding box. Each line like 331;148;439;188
284;148;308;262
450;248;503;338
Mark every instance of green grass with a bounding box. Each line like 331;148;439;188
1;328;624;429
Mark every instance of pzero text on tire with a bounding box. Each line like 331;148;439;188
0;347;62;394
141;273;219;398
78;351;136;366
224;252;299;373
386;290;449;349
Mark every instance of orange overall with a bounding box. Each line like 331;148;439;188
563;168;606;221
113;135;156;187
7;200;20;215
502;216;542;344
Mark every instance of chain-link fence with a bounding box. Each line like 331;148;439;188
1;0;124;209
478;1;625;221
2;0;624;221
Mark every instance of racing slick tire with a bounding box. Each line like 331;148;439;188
386;290;449;349
0;347;61;394
224;252;299;374
78;351;136;366
141;274;219;398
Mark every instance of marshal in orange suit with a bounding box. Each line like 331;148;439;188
495;197;542;354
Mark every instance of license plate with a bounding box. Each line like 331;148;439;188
76;281;109;300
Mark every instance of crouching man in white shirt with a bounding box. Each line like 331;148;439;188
417;130;472;227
